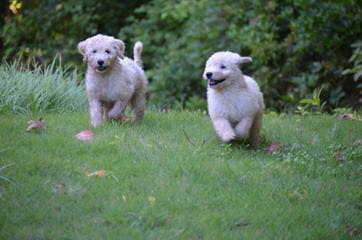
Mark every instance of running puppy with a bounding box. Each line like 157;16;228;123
78;34;147;127
203;51;264;147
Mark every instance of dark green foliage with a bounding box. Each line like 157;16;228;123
1;0;147;67
1;0;361;110
343;41;362;84
120;0;362;110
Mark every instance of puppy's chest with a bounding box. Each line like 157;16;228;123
208;89;256;121
86;75;132;101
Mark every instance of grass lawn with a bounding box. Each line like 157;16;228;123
0;111;361;239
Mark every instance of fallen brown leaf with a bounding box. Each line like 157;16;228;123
51;182;65;193
26;118;46;131
74;129;94;141
335;153;346;162
345;224;359;237
353;139;362;146
267;141;281;154
87;169;106;177
339;113;354;120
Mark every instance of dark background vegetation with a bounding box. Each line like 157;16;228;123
1;0;361;111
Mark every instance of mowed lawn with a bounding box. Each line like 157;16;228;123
0;111;361;239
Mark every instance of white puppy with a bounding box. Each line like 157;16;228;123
203;51;264;147
78;34;147;127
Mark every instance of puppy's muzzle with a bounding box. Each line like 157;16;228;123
205;72;225;86
209;79;226;86
206;72;213;79
96;60;107;72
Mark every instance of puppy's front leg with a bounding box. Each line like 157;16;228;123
102;102;114;121
234;117;253;139
108;100;128;121
212;118;236;143
89;99;103;127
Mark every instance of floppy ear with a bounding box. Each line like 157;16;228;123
233;53;252;65
113;39;125;59
77;40;87;62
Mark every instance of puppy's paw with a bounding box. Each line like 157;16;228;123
91;119;103;128
235;128;250;139
108;111;128;123
220;132;236;143
115;115;128;123
108;109;121;119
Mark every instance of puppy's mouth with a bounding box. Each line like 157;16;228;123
96;66;108;72
208;79;226;86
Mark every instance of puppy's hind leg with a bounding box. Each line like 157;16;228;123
130;88;146;122
212;118;236;143
108;100;128;122
249;113;262;148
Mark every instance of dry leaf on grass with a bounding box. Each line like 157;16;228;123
26;118;46;131
87;169;106;177
339;113;355;120
345;224;359;237
335;153;346;163
51;182;65;193
74;129;94;141
353;139;362;146
267;141;281;154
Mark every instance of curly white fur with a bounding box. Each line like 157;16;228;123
78;34;147;127
203;51;264;147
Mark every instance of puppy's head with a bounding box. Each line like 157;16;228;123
203;51;252;89
78;34;125;73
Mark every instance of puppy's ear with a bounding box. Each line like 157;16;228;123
239;56;252;64
234;54;252;65
77;40;87;62
113;39;125;59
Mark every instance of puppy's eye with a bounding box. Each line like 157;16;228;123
105;49;111;54
221;64;226;69
92;50;97;53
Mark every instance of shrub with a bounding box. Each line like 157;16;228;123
119;0;362;110
1;0;361;111
0;58;87;115
1;0;147;67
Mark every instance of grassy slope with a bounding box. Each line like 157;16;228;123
0;111;361;239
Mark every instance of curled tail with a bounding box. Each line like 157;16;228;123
133;41;143;67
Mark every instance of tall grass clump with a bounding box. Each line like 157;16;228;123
0;58;87;115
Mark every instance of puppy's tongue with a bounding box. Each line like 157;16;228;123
209;80;218;85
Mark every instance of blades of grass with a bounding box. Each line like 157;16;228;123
0;175;16;185
0;163;15;171
0;57;86;114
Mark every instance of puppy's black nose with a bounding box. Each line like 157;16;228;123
206;72;213;79
97;60;104;66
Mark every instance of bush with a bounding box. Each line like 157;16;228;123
1;0;361;111
0;58;87;115
119;0;362;110
1;0;147;67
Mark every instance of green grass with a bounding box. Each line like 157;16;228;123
0;111;361;239
0;60;86;115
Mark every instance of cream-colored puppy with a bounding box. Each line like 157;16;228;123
78;34;147;127
203;51;264;147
